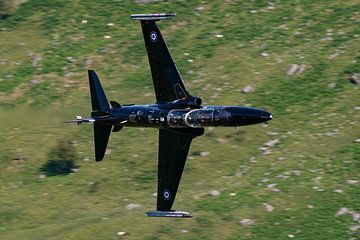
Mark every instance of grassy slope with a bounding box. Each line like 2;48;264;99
0;0;359;239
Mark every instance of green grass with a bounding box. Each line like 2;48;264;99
0;0;359;239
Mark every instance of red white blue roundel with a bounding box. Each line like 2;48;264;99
163;189;171;200
150;31;158;42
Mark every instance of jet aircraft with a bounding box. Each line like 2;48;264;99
67;13;272;218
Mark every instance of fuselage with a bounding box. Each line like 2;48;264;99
93;104;272;129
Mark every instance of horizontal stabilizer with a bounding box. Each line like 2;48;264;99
146;210;192;218
64;118;95;125
94;122;112;162
130;13;175;21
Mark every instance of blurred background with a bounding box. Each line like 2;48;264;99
0;0;359;239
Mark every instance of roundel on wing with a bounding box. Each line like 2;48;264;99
163;189;171;200
150;31;158;42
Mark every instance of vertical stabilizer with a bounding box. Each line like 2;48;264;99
88;70;110;114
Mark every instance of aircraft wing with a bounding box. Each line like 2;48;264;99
138;18;191;103
157;129;194;211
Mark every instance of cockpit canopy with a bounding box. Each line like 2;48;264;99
185;109;214;127
167;109;189;128
167;108;232;128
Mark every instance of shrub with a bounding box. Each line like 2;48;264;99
40;139;78;176
0;0;18;19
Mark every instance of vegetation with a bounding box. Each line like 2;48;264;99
40;139;78;176
0;1;359;239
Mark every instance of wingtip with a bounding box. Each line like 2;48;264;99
146;210;192;218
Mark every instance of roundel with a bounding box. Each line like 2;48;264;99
163;189;171;200
150;31;158;42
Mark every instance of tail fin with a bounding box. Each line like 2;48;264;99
88;70;112;162
131;13;192;103
88;70;110;115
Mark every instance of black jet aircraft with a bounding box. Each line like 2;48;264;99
67;13;272;218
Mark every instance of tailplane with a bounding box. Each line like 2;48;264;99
93;122;112;162
66;70;121;162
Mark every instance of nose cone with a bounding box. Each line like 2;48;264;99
261;111;273;122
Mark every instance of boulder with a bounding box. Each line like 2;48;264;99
126;203;142;210
349;73;359;84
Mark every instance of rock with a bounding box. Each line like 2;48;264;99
181;229;188;233
351;212;360;222
286;64;307;76
135;0;160;3
353;139;360;143
350;225;360;231
262;149;272;155
286;64;299;76
265;139;279;147
241;84;254;94
266;5;275;11
85;58;93;67
28;51;42;67
208;190;221;196
66;56;75;63
267;183;277;189
349;73;359;84
261;52;269;58
30;79;42;85
346;179;359;185
334;189;343;194
335;207;348;217
38;174;46;179
239;219;255;226
263;203;274;212
200;151;210;157
88;181;99;193
288;234;295;238
195;5;205;11
328;83;337;89
105;149;112;155
126;203;141;210
297;64;306;74
312;186;324;192
117;231;126;236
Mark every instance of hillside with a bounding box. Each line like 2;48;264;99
0;1;359;239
